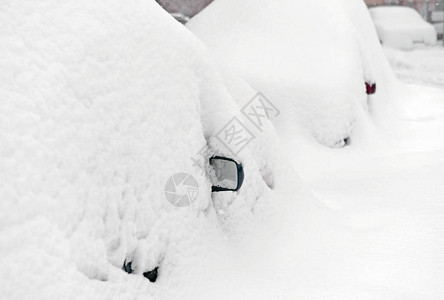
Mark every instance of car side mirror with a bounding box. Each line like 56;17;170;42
209;156;244;192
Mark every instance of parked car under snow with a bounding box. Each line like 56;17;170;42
187;0;385;148
0;0;277;294
369;6;437;50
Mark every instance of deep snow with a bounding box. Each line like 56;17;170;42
2;0;444;299
0;0;278;298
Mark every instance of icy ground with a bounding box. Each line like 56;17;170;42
384;44;444;89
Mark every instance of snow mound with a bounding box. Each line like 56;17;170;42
187;0;393;147
0;0;278;297
369;6;437;50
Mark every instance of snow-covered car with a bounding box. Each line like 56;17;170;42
187;0;390;147
369;6;437;50
0;0;277;297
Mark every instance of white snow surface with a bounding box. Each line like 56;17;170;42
369;6;437;50
384;45;444;89
2;0;444;299
0;0;278;298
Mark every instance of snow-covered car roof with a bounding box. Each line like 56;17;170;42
369;6;437;50
370;6;426;23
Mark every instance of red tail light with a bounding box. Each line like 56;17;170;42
366;82;376;95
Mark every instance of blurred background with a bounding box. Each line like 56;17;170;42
156;0;443;40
